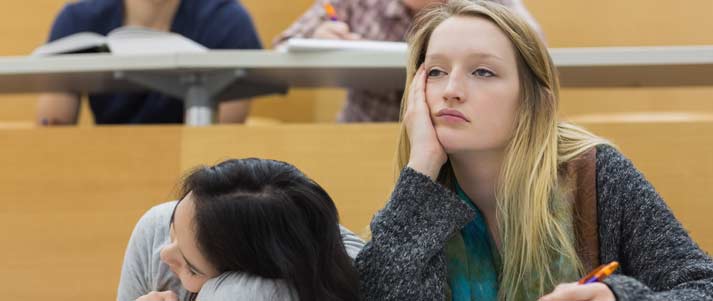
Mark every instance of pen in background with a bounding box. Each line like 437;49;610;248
323;3;339;21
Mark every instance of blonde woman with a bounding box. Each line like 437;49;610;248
354;1;713;300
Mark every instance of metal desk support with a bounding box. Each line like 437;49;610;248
115;70;244;126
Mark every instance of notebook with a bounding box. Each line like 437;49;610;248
32;26;207;56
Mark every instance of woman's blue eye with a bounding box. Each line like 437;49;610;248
427;69;445;77
473;68;495;77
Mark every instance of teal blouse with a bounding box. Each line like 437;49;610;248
445;184;501;301
446;183;580;300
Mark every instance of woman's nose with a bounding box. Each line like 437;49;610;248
442;75;465;102
160;243;179;268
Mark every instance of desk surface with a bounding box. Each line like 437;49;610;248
0;51;408;96
0;45;712;95
552;45;713;86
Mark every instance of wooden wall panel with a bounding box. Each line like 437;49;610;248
0;126;182;300
0;122;710;299
526;0;713;47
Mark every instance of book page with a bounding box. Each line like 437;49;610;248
106;26;207;55
279;38;407;53
32;32;108;56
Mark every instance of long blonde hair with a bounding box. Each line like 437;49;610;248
395;0;611;299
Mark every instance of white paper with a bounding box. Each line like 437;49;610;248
282;38;407;53
32;32;107;56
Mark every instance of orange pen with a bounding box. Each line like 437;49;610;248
579;261;619;284
323;3;339;21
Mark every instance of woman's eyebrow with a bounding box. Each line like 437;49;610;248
425;51;504;62
424;53;447;62
470;52;504;61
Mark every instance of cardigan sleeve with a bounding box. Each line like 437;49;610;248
595;145;713;300
355;167;475;301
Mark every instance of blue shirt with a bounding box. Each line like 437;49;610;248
48;0;262;124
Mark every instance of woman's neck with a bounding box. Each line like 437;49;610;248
450;149;504;248
123;0;180;31
450;150;503;211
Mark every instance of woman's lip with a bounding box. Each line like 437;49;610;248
435;109;470;122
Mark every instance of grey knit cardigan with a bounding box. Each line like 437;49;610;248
356;145;713;300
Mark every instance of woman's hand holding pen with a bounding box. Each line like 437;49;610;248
405;65;447;180
313;2;361;40
540;261;617;301
538;282;615;301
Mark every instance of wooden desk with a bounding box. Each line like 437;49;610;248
553;46;713;87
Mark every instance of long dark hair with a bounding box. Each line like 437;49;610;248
180;158;360;301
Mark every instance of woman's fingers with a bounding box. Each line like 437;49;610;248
407;66;419;109
406;65;429;125
404;64;446;179
410;65;426;109
539;282;615;301
135;290;178;301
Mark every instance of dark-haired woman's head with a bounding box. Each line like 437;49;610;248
159;158;359;300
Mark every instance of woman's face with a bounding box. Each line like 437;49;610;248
424;16;521;155
160;194;220;293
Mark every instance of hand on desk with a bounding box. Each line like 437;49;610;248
312;21;362;40
539;282;615;301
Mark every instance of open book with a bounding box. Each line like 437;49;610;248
278;38;407;53
32;26;207;56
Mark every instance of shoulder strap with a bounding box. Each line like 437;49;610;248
568;147;600;271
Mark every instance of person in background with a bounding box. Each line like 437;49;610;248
37;0;261;125
275;0;542;122
355;1;713;300
119;158;362;301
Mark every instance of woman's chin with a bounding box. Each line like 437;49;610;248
437;131;495;155
435;129;468;153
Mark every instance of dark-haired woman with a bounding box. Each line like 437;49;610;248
117;158;362;301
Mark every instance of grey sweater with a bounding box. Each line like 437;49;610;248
356;145;713;300
117;201;365;301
